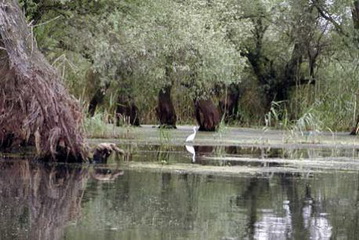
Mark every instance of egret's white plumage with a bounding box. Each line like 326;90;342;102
185;126;197;142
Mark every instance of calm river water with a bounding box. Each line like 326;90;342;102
1;144;359;240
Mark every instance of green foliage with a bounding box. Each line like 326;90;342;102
20;0;359;131
301;57;359;131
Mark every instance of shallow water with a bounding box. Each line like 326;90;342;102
66;170;358;240
4;123;359;240
2;128;359;240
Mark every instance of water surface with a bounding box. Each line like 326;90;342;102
2;125;359;240
1;143;359;240
65;169;359;240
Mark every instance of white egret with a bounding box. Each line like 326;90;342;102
185;126;197;142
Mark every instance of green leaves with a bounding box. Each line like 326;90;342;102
21;0;249;99
23;0;359;129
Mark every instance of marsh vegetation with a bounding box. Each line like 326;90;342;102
2;1;359;238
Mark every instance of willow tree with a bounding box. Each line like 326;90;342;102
226;0;326;120
0;0;88;161
25;0;249;130
119;0;247;130
52;0;247;130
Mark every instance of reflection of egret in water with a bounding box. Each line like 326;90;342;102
185;126;197;163
185;145;196;163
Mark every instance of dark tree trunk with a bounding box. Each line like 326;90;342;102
195;99;220;131
242;10;319;116
219;83;241;123
350;115;359;135
88;89;103;117
351;1;359;135
88;83;109;117
156;85;177;128
116;95;140;126
353;0;359;30
264;43;303;108
0;0;88;161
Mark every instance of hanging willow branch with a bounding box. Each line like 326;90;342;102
0;0;88;161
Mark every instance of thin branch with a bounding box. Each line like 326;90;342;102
311;0;349;38
33;15;62;27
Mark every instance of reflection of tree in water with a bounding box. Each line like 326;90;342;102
235;174;332;240
158;172;199;232
0;160;88;240
301;184;332;240
234;177;271;238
